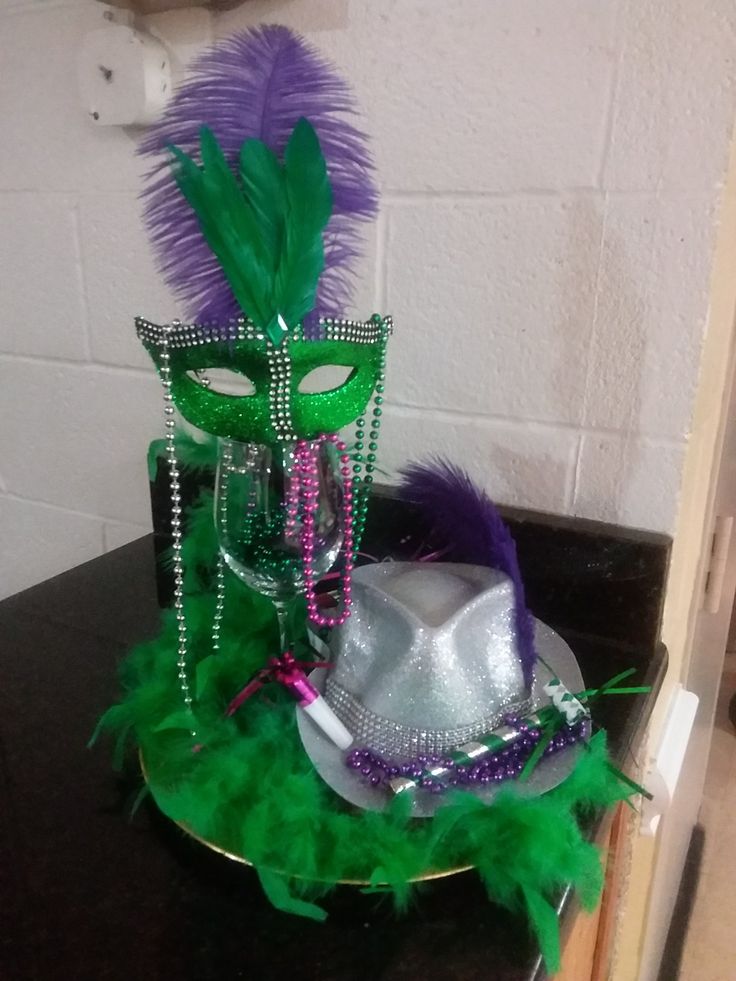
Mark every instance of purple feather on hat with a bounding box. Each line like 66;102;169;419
399;458;536;687
138;24;378;326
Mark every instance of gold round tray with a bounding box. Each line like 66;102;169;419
140;751;472;885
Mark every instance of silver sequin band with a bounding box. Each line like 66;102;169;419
324;677;534;758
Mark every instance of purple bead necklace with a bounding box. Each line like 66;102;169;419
346;718;588;795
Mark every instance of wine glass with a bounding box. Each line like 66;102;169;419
214;438;345;657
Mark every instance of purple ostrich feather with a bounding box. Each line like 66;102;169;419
138;25;378;326
399;459;536;687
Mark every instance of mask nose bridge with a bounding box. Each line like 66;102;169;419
267;339;298;442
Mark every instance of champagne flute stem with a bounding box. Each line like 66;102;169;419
273;598;291;654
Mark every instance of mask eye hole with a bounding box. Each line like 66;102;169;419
298;365;354;394
186;368;256;396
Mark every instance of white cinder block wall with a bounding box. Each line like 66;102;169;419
1;0;735;599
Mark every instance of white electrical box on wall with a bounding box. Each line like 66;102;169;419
77;24;172;126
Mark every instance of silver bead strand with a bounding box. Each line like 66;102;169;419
211;439;232;652
210;555;226;653
159;324;196;736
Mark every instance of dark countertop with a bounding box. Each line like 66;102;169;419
0;522;667;981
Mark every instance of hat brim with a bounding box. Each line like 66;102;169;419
297;618;589;818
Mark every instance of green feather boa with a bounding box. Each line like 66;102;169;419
93;489;635;973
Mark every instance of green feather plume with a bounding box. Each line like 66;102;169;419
170;130;273;329
276;118;332;329
170;118;332;344
238;139;286;267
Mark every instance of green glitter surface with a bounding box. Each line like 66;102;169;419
143;334;387;443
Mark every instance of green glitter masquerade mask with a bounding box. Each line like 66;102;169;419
136;314;391;443
137;120;391;443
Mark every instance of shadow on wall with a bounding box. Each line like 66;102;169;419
483;442;571;514
559;193;645;524
547;193;606;431
486;194;646;522
590;211;646;525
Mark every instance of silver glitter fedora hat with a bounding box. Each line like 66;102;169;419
325;562;533;757
298;561;586;816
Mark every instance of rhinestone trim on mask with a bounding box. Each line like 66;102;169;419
135;314;393;351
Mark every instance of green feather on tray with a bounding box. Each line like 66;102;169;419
170;119;332;344
93;488;641;975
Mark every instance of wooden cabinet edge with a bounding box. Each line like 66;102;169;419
555;803;629;981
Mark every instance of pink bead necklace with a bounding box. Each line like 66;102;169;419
284;434;355;629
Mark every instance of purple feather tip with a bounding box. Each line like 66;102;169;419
398;458;536;687
138;24;379;325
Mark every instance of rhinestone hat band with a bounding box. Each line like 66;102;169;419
324;677;535;758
